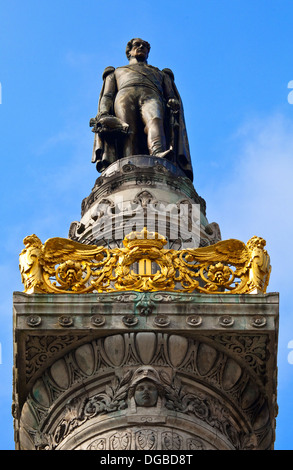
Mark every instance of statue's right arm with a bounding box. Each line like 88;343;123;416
97;67;117;118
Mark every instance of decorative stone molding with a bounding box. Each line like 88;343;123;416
13;290;278;450
67;155;216;248
16;331;276;450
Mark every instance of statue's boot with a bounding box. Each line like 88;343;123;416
153;148;175;161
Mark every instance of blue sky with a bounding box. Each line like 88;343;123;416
1;0;293;450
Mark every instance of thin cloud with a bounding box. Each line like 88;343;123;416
34;130;72;156
204;113;293;432
64;50;95;67
210;112;293;237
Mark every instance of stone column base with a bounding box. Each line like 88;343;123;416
13;291;279;450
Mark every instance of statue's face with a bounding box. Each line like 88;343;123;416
129;39;149;61
134;379;158;407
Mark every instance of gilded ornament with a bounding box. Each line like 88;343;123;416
19;228;271;295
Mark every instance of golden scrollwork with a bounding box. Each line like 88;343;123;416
19;228;271;295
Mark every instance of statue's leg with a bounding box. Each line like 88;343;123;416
114;90;139;156
140;95;167;156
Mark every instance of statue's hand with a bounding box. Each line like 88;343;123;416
89;113;111;128
97;112;110;121
167;98;180;113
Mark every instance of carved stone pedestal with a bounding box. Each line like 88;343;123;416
69;155;221;249
13;291;279;450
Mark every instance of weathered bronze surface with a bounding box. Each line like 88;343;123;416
90;38;193;181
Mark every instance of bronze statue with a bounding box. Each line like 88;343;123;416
90;38;193;181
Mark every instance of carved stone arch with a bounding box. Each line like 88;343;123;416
90;197;115;222
176;198;195;233
18;332;272;450
133;190;158;209
68;221;86;239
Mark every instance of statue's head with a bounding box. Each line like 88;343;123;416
133;379;158;407
246;236;266;251
126;38;150;62
128;366;164;407
23;234;42;249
